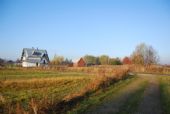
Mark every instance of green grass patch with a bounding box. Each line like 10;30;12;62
0;69;91;80
116;81;148;114
67;76;139;114
0;67;129;113
0;69;92;113
159;76;170;114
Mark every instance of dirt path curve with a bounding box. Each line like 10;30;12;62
135;74;162;114
85;76;147;114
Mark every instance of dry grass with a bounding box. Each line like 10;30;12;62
43;66;129;114
0;66;129;114
129;64;170;74
159;76;170;114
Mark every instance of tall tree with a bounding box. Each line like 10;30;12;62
83;55;97;65
109;58;122;65
62;58;73;65
145;46;159;65
51;55;64;65
99;55;109;65
131;43;159;65
0;58;5;66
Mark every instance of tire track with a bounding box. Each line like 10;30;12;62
85;76;148;114
135;74;162;114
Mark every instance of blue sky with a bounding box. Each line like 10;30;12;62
0;0;170;64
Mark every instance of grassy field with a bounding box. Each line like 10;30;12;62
0;68;92;80
159;76;170;114
0;68;94;114
68;74;170;114
68;75;148;114
3;67;170;114
0;67;129;114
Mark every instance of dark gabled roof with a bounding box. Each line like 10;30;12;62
22;48;49;62
23;48;47;57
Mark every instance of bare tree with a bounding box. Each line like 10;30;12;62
51;55;64;65
99;55;110;65
131;43;159;65
0;58;5;66
83;55;98;65
145;45;159;65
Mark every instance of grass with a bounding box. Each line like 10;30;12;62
159;76;170;114
0;68;92;80
3;66;170;114
116;81;148;114
67;77;146;114
0;67;129;114
0;69;92;114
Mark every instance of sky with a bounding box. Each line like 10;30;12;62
0;0;170;64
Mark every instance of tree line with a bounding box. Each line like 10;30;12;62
51;43;159;66
51;54;123;66
0;43;159;67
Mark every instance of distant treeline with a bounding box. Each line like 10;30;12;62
50;43;159;66
50;54;124;66
0;43;161;67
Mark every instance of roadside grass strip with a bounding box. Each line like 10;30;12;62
67;76;147;114
159;76;170;114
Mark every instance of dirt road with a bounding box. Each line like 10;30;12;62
135;74;162;114
85;74;162;114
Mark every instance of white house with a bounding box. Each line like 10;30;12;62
21;48;49;67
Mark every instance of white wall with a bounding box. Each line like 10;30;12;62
22;57;49;67
22;62;37;67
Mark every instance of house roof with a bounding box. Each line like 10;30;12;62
23;48;47;57
22;48;49;63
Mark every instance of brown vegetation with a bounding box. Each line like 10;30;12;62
129;65;170;74
1;64;170;114
43;66;129;114
0;66;129;114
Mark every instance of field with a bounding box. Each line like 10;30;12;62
0;69;92;113
159;76;170;114
1;66;170;114
0;67;129;114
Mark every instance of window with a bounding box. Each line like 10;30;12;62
43;60;46;64
36;62;38;67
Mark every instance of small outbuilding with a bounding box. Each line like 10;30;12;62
21;48;49;67
73;58;86;67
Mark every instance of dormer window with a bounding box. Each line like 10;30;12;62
33;51;42;56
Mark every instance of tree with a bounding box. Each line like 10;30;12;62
145;46;159;65
131;43;159;65
51;55;64;65
83;55;97;65
0;58;5;66
83;55;101;65
109;58;122;65
115;58;122;65
99;55;109;65
96;57;101;65
131;54;144;65
16;58;21;63
122;57;132;64
62;58;73;65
